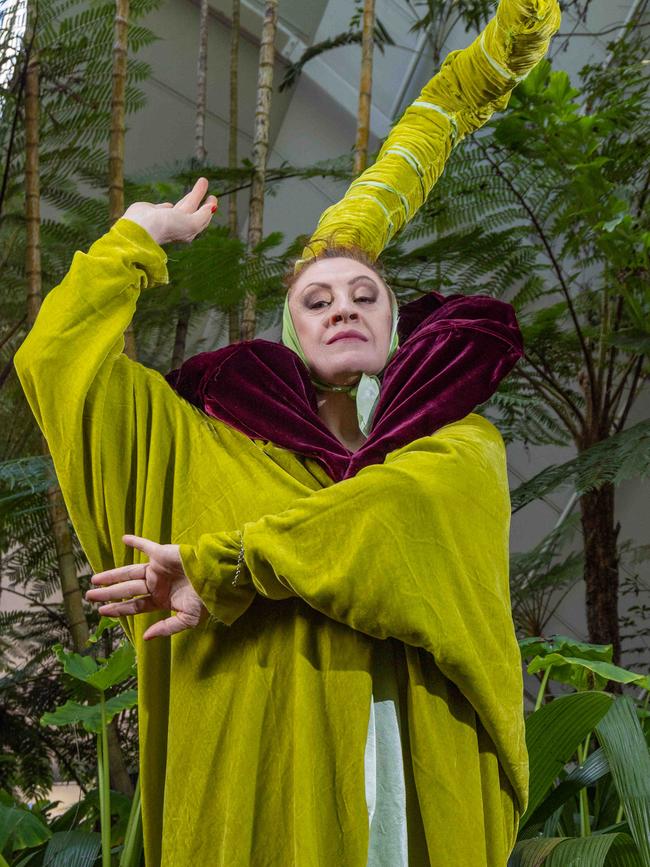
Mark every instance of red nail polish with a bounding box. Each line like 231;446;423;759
211;205;217;213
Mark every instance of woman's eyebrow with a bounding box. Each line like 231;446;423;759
303;275;378;292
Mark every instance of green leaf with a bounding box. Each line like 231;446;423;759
251;230;284;256
508;836;566;866
0;801;51;853
519;636;613;664
596;697;650;866
526;747;610;827
85;642;136;690
86;616;118;645
40;689;138;734
602;214;627;233
40;829;101;867
51;644;98;682
52;641;135;690
511;832;641;866
606;331;650;353
522;692;614;827
510;420;650;511
527;653;650;692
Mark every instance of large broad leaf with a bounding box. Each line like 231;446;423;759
522;692;614;827
510;420;650;512
52;641;136;690
520;636;613;664
40;830;101;867
0;801;51;853
527;654;650;692
596;697;650;866
510;832;641;866
527;747;610;827
40;689;138;734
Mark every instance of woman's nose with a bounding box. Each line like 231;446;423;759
330;300;358;323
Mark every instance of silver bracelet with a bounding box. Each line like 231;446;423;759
231;530;245;588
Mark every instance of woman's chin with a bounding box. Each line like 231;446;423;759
311;365;362;387
314;351;381;378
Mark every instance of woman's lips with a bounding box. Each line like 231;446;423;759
327;331;368;344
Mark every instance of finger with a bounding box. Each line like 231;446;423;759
91;563;146;585
143;612;193;640
86;578;149;601
96;596;158;617
189;200;218;236
155;202;174;208
122;533;160;559
175;177;209;213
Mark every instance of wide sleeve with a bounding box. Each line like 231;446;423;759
178;412;526;800
298;0;561;265
12;218;177;642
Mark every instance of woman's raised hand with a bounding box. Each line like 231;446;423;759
84;534;208;640
121;176;218;246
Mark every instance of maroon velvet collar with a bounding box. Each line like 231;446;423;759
165;291;523;481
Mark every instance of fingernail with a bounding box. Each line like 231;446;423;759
211;205;217;214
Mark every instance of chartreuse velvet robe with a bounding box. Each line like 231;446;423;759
13;1;563;861
14;220;524;866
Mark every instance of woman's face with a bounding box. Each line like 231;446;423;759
288;257;393;387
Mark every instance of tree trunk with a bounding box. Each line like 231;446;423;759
24;3;133;794
170;300;191;371
170;0;210;371
24;10;41;332
25;5;90;658
579;481;622;674
110;0;136;360
195;0;209;165
241;0;278;342
46;488;90;651
228;0;241;345
353;0;375;177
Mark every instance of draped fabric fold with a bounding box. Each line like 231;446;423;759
178;413;528;820
164;289;524;482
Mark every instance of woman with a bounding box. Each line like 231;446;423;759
14;1;561;864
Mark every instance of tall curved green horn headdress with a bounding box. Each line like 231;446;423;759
281;0;561;436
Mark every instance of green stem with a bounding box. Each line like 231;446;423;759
578;732;591;837
534;666;552;712
97;691;111;867
119;775;142;867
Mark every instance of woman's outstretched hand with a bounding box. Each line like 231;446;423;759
84;534;208;640
121;176;218;246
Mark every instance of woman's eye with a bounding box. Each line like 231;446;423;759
309;296;374;309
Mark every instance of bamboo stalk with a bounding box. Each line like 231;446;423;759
241;0;278;341
353;0;375;177
24;0;91;656
195;0;209;165
110;0;137;359
170;0;211;371
228;0;241;344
